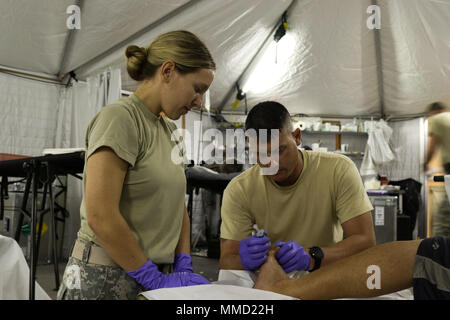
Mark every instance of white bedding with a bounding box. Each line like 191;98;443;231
0;235;51;300
140;269;413;300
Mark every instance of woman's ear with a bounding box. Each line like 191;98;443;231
160;60;176;83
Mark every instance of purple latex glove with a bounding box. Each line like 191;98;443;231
173;253;194;273
275;240;311;273
239;233;271;271
126;259;210;290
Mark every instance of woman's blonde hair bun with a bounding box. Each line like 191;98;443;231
125;30;215;82
125;45;148;81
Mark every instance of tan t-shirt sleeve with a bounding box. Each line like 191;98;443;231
86;105;139;167
335;159;374;223
220;180;254;241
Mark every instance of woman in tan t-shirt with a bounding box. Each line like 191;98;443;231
57;30;215;300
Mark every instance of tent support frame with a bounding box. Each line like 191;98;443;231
57;0;85;79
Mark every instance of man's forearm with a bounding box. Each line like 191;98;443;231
219;252;245;270
315;234;376;270
219;238;246;270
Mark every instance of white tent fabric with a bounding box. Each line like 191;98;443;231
0;72;60;157
55;67;121;150
1;0;448;117
237;0;381;116
379;0;450;116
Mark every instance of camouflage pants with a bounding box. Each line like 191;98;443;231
57;240;146;300
57;256;146;300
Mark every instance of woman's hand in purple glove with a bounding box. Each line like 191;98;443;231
126;259;210;290
275;240;311;273
173;253;194;273
238;233;271;271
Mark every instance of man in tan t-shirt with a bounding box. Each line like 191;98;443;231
220;101;375;274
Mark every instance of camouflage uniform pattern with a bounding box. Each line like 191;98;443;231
57;240;172;300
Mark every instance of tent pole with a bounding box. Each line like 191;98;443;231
69;0;204;77
371;0;385;119
57;0;85;79
217;0;298;112
0;66;60;84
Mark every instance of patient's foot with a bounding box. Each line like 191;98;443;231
254;248;289;292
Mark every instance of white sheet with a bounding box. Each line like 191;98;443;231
140;269;296;300
0;235;51;300
140;284;297;300
139;269;413;300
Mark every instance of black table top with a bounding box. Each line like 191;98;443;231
0;151;85;178
185;166;240;194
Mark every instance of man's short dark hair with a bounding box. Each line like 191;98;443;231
427;102;447;114
245;101;292;133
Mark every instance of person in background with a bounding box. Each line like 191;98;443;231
57;30;215;300
220;101;376;276
425;101;450;236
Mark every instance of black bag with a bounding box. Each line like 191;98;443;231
389;178;422;237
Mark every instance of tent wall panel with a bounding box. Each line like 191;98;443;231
380;0;450;116
0;72;60;156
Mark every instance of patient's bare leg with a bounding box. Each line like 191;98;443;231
255;240;422;300
253;248;289;291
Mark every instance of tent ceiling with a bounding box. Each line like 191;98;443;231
61;0;191;76
1;0;449;118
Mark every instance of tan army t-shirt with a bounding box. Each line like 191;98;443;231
220;150;374;248
77;94;186;264
429;112;450;165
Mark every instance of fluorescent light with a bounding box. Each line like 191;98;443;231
242;33;295;94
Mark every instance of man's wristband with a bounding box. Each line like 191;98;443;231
309;246;324;272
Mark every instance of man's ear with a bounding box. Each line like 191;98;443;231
292;128;302;146
160;60;176;83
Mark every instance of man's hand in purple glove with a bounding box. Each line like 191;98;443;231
126;259;210;290
274;240;311;273
173;253;194;273
239;233;271;271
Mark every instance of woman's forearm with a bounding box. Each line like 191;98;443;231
175;206;191;255
88;210;148;272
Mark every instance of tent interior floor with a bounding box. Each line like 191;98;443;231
35;255;220;300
